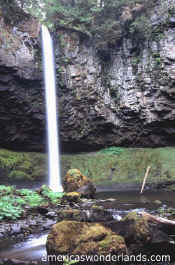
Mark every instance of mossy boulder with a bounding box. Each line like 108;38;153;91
57;206;114;222
46;220;127;264
63;169;96;198
61;192;81;203
57;209;84;222
122;211;151;246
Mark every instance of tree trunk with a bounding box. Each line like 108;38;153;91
141;212;175;225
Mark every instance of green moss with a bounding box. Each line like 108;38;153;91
9;170;30;180
99;235;112;248
122;211;139;222
99;146;124;155
123;211;151;242
1;147;175;186
0;148;46;180
67;169;81;177
61;147;175;186
99;234;124;251
166;184;175;191
17;160;32;171
47;221;126;256
62;192;81;203
0;149;24;168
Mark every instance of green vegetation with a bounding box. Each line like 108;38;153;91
61;147;175;186
41;0;155;51
0;149;46;180
63;260;78;265
40;184;64;203
99;146;124;155
0;185;64;221
0;185;14;194
2;0;157;53
1;147;175;189
0;197;24;221
2;0;174;55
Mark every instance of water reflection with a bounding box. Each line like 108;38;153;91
0;234;47;261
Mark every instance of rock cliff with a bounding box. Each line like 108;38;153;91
0;0;175;152
0;12;44;151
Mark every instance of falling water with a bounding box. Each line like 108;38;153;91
41;25;63;192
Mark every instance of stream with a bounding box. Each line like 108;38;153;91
0;190;175;264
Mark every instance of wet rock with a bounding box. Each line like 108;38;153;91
77;183;96;199
0;214;57;242
46;220;127;264
154;200;162;205
155;181;175;190
86;205;114;222
0;258;35;265
11;224;21;234
61;192;81;203
35;206;49;215
169;17;175;26
63;169;96;198
1;2;175;152
151;229;171;244
121;211;151;246
42;219;56;230
46;211;57;218
57;209;85;222
57;206;113;222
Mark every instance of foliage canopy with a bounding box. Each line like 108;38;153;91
1;0;156;45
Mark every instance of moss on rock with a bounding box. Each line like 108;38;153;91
9;170;31;180
63;169;96;198
122;211;151;245
62;192;81;203
1;147;175;186
0;148;46;180
46;220;127;259
57;209;83;222
61;147;175;187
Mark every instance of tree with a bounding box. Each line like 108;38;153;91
0;0;27;25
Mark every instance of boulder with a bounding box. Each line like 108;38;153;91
61;192;81;203
46;220;127;264
122;211;151;246
57;209;85;222
63;169;96;198
57;206;114;222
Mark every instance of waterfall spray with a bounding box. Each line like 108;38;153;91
41;25;63;192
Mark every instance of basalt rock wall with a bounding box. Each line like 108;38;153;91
0;1;175;152
0;14;45;151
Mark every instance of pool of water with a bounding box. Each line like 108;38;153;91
0;233;47;263
0;190;175;263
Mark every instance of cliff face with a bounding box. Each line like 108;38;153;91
0;0;175;152
57;0;175;151
0;14;45;151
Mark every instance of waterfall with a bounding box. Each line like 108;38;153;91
41;25;63;192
